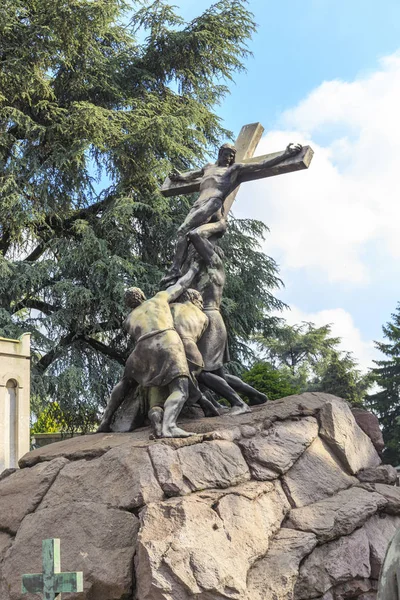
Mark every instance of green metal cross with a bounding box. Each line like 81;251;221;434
22;538;83;600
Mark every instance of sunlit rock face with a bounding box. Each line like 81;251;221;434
0;393;396;600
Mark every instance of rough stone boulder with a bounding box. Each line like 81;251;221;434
0;392;396;600
352;407;385;454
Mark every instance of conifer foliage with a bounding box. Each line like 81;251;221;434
254;321;371;404
0;0;284;430
368;304;400;464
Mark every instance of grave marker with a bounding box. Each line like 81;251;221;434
22;538;83;600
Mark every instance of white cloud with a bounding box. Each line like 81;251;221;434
280;305;378;373
235;52;400;283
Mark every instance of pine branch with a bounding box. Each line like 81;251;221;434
18;194;116;262
34;332;126;375
0;228;11;256
63;195;115;228
35;194;115;236
12;298;57;315
23;241;46;262
84;336;126;365
35;332;76;374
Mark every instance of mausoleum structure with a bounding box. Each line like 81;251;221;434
0;334;31;473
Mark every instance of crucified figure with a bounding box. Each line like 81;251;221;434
162;141;302;285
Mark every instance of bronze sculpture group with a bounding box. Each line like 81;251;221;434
98;134;305;437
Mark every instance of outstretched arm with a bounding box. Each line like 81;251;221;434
237;143;302;179
169;167;204;182
164;261;201;302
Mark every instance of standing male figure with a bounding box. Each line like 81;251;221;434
97;266;202;438
163;141;302;283
189;230;269;408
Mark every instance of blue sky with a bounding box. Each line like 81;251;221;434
169;0;400;370
178;0;400;132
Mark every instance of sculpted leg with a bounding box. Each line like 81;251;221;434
197;394;221;417
224;373;268;405
148;387;167;438
189;217;227;244
97;377;137;432
162;376;194;438
199;385;229;414
148;407;164;438
163;198;223;283
198;371;251;415
186;364;220;417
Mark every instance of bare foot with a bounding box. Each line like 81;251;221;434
162;426;195;438
96;422;112;433
249;393;268;405
229;404;251;416
198;396;220;417
149;408;163;438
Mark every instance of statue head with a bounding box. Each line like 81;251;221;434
179;288;204;311
124;287;146;309
217;143;237;167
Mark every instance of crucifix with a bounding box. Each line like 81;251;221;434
22;538;83;600
160;122;313;280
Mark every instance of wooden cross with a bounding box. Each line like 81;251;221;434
160;122;313;215
22;538;83;600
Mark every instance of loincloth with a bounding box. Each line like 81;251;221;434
197;307;230;371
128;327;190;388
